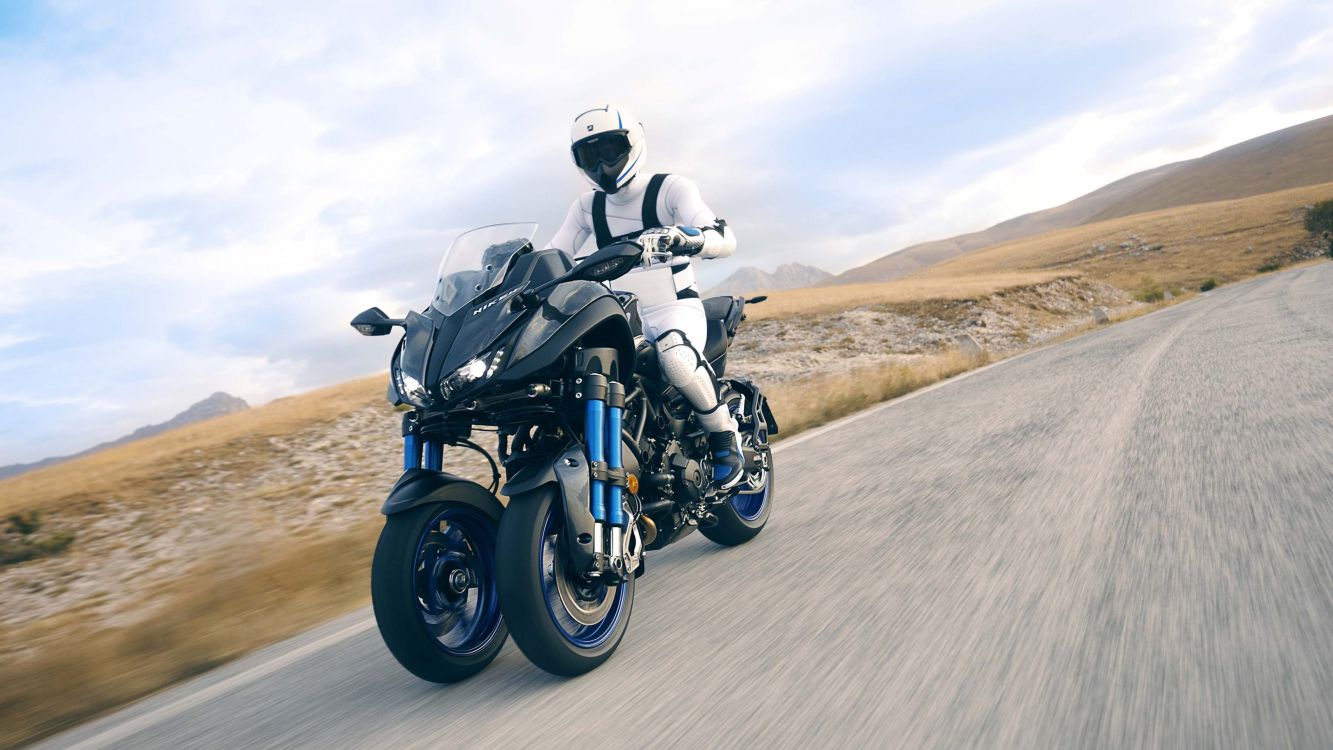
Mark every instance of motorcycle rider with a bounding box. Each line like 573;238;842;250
546;104;743;489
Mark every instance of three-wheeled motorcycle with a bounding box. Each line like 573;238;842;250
353;223;776;678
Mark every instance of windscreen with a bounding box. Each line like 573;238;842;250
431;222;539;314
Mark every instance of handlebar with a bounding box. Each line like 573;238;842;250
515;240;647;309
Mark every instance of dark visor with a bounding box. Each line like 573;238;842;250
571;132;631;169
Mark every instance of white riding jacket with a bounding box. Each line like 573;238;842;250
545;174;736;310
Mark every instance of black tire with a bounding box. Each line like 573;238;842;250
371;499;507;683
496;487;634;676
701;390;774;547
700;453;773;546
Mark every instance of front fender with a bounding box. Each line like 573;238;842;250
501;445;597;571
380;468;504;519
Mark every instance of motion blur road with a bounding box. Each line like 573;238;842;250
44;264;1333;749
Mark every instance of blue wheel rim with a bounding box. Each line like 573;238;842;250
539;502;626;649
732;475;769;521
412;506;502;657
732;423;771;521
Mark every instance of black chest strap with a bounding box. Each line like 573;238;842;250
591;191;612;249
641;173;668;230
590;173;671;249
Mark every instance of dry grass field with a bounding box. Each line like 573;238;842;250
0;376;398;746
915;181;1333;292
0;376;386;520
0;523;378;748
1;181;1329;746
756;181;1333;322
767;350;981;436
744;270;1071;321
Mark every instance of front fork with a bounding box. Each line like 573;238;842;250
583;374;631;578
401;412;444;471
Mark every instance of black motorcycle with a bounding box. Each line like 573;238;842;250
353;223;777;679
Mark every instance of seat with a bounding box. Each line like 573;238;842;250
701;296;735;364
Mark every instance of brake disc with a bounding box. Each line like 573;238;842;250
552;537;615;626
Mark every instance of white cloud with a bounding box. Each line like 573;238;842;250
2;0;1331;462
807;0;1333;270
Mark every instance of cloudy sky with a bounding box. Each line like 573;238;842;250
2;0;1332;464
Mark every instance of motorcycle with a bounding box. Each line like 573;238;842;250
353;222;777;679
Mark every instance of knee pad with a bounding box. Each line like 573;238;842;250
655;330;718;413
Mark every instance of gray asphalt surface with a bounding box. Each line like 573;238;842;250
43;264;1333;749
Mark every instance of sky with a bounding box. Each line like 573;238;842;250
2;0;1332;464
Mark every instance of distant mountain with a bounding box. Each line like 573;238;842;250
835;113;1333;284
0;392;249;480
705;262;834;297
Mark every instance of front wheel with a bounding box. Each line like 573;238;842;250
496;487;634;676
371;500;507;683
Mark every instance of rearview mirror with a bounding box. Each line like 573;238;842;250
572;241;643;283
350;307;403;336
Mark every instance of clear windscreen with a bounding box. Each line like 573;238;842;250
431;222;539;314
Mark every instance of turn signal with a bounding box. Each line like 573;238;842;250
626;473;639;494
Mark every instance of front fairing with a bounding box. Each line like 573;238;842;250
389;277;622;408
442;286;529;376
390;310;455;406
392;288;530;406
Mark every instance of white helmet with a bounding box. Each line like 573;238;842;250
569;104;646;194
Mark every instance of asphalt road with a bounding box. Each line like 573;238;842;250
43;264;1333;749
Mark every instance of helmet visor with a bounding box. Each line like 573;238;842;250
571;131;632;169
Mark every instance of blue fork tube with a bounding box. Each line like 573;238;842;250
583;374;609;529
606;381;626;529
402;412;422;470
403;435;421;469
423;440;443;471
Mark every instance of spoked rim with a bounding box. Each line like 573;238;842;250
732;430;771;521
540;504;626;648
729;396;771;522
412;506;503;657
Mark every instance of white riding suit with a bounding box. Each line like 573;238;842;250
545;173;740;437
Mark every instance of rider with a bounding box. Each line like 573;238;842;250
546;104;743;489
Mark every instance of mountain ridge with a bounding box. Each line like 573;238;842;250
704;262;833;297
0;392;249;480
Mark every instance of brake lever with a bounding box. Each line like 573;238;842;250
642;250;674;268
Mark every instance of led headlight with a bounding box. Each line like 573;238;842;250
439;347;506;401
393;369;432;408
388;342;433;408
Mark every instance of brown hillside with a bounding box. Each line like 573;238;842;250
912;181;1333;291
836;114;1333;285
1087;113;1333;221
835;162;1185;284
749;181;1332;321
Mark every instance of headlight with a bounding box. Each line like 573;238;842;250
439;347;506;401
394;368;432;408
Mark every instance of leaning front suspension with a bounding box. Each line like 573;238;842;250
582;373;631;578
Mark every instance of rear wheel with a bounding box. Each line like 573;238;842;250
701;392;774;546
371;500;507;683
497;487;634;676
